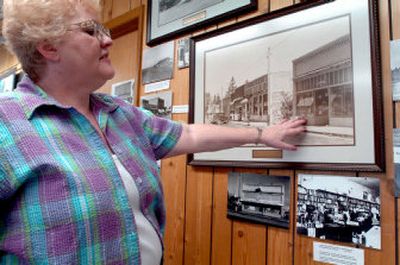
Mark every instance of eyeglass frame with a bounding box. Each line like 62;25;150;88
68;19;111;41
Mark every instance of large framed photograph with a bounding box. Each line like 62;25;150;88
189;0;384;171
146;0;257;46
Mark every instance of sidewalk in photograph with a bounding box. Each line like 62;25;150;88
229;120;353;138
306;125;353;138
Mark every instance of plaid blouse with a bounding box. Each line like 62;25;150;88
0;77;182;264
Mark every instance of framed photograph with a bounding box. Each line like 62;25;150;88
111;79;135;104
177;38;190;69
146;0;257;46
0;70;16;93
188;0;384;171
390;39;400;101
228;172;291;228
142;41;174;85
297;174;381;249
140;91;173;119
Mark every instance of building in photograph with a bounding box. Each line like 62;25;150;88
218;74;269;123
141;96;171;118
293;34;353;127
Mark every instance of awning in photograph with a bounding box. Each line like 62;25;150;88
230;97;244;105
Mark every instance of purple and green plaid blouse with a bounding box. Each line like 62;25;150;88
0;77;182;264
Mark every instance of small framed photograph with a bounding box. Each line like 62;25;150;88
142;41;174;85
111;79;135;104
146;0;257;46
297;174;381;249
0;71;16;93
391;39;400;101
228;172;291;228
140;91;173;119
189;0;384;171
177;38;190;69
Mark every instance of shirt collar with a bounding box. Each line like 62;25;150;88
17;76;119;119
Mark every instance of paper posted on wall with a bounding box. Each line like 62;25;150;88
393;128;400;197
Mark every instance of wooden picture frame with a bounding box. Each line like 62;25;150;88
188;0;384;172
146;0;257;46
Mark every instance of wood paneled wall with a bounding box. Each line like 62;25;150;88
0;0;399;264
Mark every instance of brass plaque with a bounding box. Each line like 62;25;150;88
252;149;283;159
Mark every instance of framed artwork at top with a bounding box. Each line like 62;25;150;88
146;0;257;46
188;0;385;171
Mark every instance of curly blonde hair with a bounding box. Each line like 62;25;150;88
2;0;101;81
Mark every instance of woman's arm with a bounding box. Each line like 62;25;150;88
166;118;307;157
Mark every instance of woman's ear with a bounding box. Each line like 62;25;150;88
36;41;60;61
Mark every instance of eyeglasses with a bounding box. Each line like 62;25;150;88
69;19;111;41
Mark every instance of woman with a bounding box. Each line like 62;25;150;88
0;0;306;264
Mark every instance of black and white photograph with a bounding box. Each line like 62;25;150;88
146;0;256;45
203;16;353;146
189;0;384;172
142;41;174;85
111;79;135;104
0;71;16;93
228;172;291;228
297;174;381;249
140;91;173;119
391;39;400;101
177;38;190;69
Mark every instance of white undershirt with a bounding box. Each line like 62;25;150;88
112;155;162;265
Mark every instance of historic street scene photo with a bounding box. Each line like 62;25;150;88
228;172;291;228
204;15;354;146
297;174;381;249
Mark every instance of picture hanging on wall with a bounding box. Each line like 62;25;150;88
390;39;400;101
228;172;291;228
177;38;190;69
0;70;16;93
146;0;257;46
140;91;173;119
188;0;384;171
111;79;135;104
142;41;174;85
297;174;381;249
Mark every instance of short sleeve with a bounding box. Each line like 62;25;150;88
140;108;183;160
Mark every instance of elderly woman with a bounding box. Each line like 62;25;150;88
0;0;306;264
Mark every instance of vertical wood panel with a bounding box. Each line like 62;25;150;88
268;169;295;265
257;0;270;14
231;168;268;265
102;0;139;22
161;155;187;265
0;45;18;74
211;168;233;265
98;31;139;95
392;0;400;39
184;166;213;265
232;221;267;265
270;0;293;12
